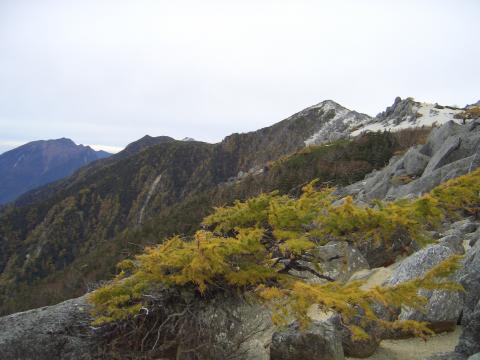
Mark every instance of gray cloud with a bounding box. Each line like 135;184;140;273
1;0;479;154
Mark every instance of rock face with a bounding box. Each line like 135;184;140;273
0;295;95;360
270;320;344;360
340;119;480;202
385;245;464;332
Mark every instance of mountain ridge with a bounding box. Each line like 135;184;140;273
0;97;476;316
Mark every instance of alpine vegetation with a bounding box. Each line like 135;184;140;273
88;168;480;357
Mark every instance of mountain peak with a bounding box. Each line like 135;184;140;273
118;135;175;159
302;100;372;146
0;139;111;204
55;137;76;145
307;99;347;111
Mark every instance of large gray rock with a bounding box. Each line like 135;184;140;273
403;146;431;176
385;245;464;332
384;244;457;285
0;295;95;360
270;320;344;360
422;135;462;176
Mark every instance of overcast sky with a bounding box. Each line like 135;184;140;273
0;0;479;154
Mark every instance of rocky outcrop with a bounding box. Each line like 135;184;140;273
340;120;480;202
0;295;95;360
375;97;420;126
384;245;464;333
351;97;464;137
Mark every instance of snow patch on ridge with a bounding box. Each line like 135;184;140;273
351;102;463;136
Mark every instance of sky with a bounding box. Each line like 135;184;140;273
0;0;479;154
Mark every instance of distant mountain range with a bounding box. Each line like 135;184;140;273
0;138;110;205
